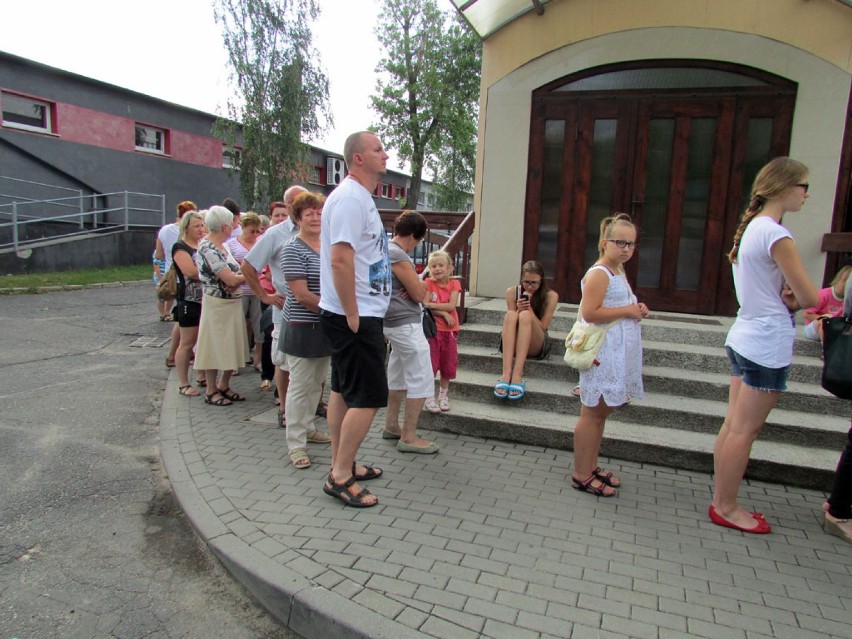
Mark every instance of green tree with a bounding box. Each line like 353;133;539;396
213;0;331;208
372;0;481;210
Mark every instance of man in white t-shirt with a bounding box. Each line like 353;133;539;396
242;186;304;422
319;131;391;508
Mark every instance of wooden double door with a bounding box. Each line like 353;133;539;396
524;89;794;314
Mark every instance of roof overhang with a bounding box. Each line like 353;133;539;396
452;0;852;40
450;0;552;39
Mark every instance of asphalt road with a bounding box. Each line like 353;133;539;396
0;284;299;639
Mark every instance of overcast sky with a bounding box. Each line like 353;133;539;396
3;0;458;173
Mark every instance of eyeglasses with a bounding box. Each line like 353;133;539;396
796;183;809;193
521;280;541;288
607;239;637;249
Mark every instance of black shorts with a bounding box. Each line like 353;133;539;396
320;311;388;408
175;300;201;328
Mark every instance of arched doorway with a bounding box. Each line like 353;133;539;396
524;60;797;315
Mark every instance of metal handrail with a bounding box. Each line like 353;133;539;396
0;190;166;252
378;209;476;323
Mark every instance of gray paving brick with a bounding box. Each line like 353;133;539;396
463;597;517;625
571;624;626;639
687;617;746;639
395;606;430;631
494;589;547;615
601;613;660;638
482;618;539;639
364;573;417;598
658;596;714;622
430;605;486;634
398;566;449;590
516;610;572;637
352;587;406;618
477;571;527;595
713;609;772;634
796;613;850;637
546;600;602;628
420;615;481;639
461;553;510;576
446;577;497;602
770;621;843;639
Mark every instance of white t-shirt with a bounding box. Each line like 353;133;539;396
157;223;180;271
244;218;298;324
725;216;796;368
319;177;391;317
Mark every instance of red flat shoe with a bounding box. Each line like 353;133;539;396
708;505;771;534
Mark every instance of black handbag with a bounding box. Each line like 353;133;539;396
422;307;437;339
821;315;852;400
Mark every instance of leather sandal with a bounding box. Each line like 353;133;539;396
353;462;383;481
204;392;232;407
572;473;617;497
218;387;245;402
322;472;377;508
593;466;621;488
288;448;311;469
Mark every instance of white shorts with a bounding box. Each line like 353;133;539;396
271;323;290;370
803;321;820;341
384;321;435;398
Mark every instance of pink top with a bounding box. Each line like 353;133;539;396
804;287;844;324
427;278;461;333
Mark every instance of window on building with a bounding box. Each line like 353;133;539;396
418;192;425;205
222;146;242;169
1;92;53;133
309;165;322;184
381;183;390;198
398;186;407;200
135;124;167;154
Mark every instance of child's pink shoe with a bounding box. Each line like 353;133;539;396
424;398;441;413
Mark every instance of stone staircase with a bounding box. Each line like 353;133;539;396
418;297;851;490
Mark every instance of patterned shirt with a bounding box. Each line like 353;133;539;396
195;238;242;299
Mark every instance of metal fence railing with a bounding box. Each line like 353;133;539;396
0;190;166;252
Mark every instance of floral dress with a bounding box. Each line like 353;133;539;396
578;265;644;407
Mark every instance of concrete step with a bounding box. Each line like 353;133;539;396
417;397;839;490
454;343;848;417
444;367;849;450
465;301;822;357
460;323;826;384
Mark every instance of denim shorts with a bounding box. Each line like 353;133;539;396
726;346;789;392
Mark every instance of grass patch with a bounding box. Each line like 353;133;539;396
0;264;151;292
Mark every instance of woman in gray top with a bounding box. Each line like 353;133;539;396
382;211;439;454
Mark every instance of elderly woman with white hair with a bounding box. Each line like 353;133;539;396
193;205;249;406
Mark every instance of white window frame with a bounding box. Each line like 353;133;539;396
222;145;242;169
135;123;167;154
381;183;390;198
1;91;53;134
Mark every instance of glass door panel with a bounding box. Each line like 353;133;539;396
677;117;717;290
537;120;566;277
583;119;619;268
637;119;675;288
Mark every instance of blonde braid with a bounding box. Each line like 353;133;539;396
728;195;765;263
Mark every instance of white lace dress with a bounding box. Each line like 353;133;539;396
578;265;644;407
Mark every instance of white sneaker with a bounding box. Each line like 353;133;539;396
424;398;440;414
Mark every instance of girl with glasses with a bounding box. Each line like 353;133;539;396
571;213;648;497
494;261;559;400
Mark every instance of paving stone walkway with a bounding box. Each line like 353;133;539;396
160;370;851;639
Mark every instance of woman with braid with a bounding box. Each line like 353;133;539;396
710;158;818;534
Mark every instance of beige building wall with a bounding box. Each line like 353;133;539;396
470;0;852;302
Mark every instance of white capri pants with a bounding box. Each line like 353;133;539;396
384;321;435;399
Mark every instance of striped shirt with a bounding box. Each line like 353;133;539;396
282;237;321;324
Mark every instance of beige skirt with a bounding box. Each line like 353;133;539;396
194;294;249;371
